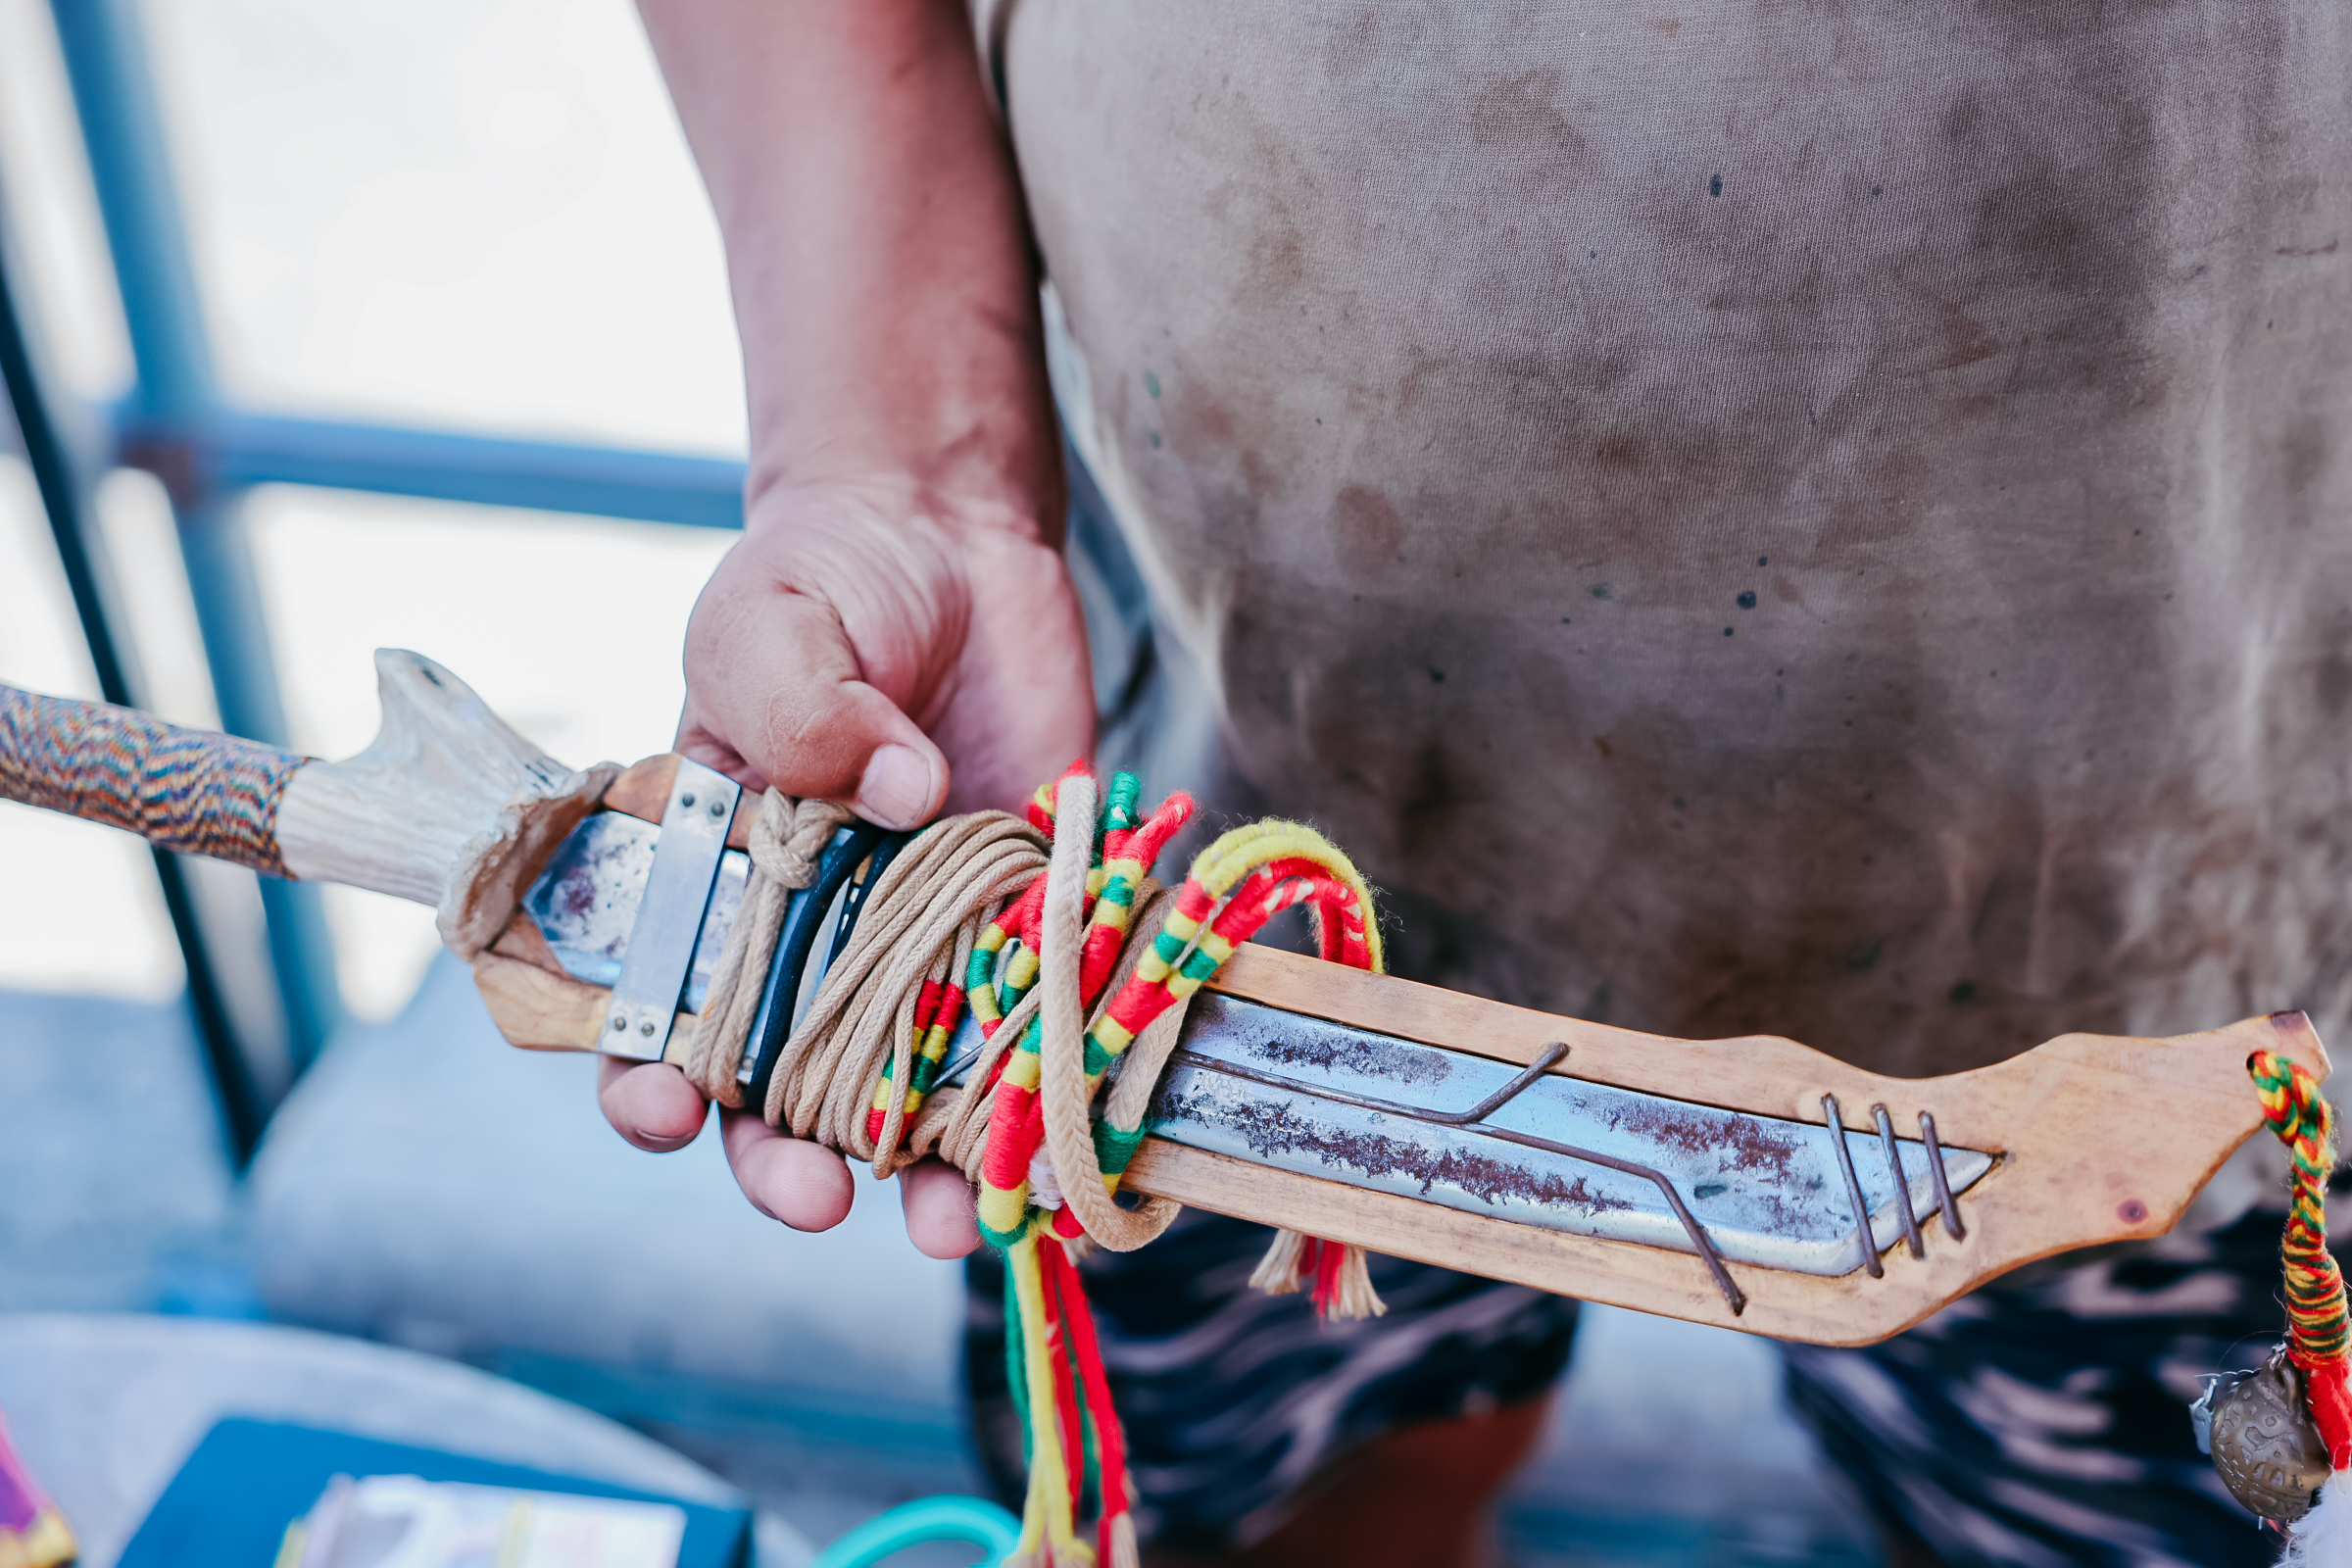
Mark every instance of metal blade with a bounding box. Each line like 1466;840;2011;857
523;812;748;1014
520;812;868;1024
1143;992;1994;1280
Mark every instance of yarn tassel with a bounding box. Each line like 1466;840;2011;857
1249;1231;1386;1319
1321;1240;1387;1319
1005;1233;1088;1565
1105;1512;1141;1568
1046;1274;1089;1530
1248;1228;1306;1295
1044;1236;1138;1566
2251;1051;2352;1564
2313;1359;2352;1469
2290;1471;2352;1565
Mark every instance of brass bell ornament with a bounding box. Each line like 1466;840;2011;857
2197;1352;2331;1525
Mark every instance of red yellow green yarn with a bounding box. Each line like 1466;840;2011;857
2251;1049;2352;1471
857;762;1379;1565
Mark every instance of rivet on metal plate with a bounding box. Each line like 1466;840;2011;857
602;758;740;1062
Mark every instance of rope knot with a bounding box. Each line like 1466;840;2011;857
682;787;850;1104
748;788;849;887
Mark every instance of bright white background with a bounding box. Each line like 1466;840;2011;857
0;0;742;1018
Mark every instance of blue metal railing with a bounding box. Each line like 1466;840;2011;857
159;411;746;531
33;0;748;1131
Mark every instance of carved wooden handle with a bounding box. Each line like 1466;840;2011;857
0;682;302;874
1;651;604;942
270;649;586;912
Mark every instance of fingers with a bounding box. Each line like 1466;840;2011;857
683;532;953;830
899;1158;981;1258
926;527;1095;814
597;1058;710;1152
605;1062;977;1252
719;1108;857;1231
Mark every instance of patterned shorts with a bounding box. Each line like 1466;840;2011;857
1783;1196;2307;1568
964;1198;2308;1560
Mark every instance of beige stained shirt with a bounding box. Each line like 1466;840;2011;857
996;1;2352;1080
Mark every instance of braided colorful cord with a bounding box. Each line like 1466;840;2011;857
0;685;299;876
858;763;1380;1566
2251;1049;2352;1470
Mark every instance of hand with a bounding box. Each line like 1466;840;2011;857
599;477;1094;1258
624;0;1071;1258
676;477;1091;823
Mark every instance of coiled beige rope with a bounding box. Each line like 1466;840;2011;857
680;788;1188;1249
684;790;850;1107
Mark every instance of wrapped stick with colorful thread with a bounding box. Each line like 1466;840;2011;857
2241;1051;2352;1564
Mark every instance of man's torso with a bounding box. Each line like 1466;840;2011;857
1002;0;2352;1075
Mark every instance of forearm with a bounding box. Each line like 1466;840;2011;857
637;0;1061;534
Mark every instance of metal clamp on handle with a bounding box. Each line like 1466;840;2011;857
602;758;739;1061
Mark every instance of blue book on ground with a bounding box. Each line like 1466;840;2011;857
116;1418;753;1568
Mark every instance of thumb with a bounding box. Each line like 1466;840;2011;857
683;579;950;830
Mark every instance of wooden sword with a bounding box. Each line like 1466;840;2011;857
0;649;2325;1348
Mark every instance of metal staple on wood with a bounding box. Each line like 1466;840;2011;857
1873;1102;1928;1260
1820;1094;1883;1280
1920;1110;1966;1239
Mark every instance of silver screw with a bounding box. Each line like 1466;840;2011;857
681;792;697;809
640;1020;657;1037
611;1015;626;1033
710;801;726;817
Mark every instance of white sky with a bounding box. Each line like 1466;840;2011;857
0;0;742;1017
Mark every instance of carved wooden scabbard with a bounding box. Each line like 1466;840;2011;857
1137;946;2320;1346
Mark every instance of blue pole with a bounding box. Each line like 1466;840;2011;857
176;492;345;1070
199;411;748;530
0;172;267;1163
49;0;343;1075
45;0;211;423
